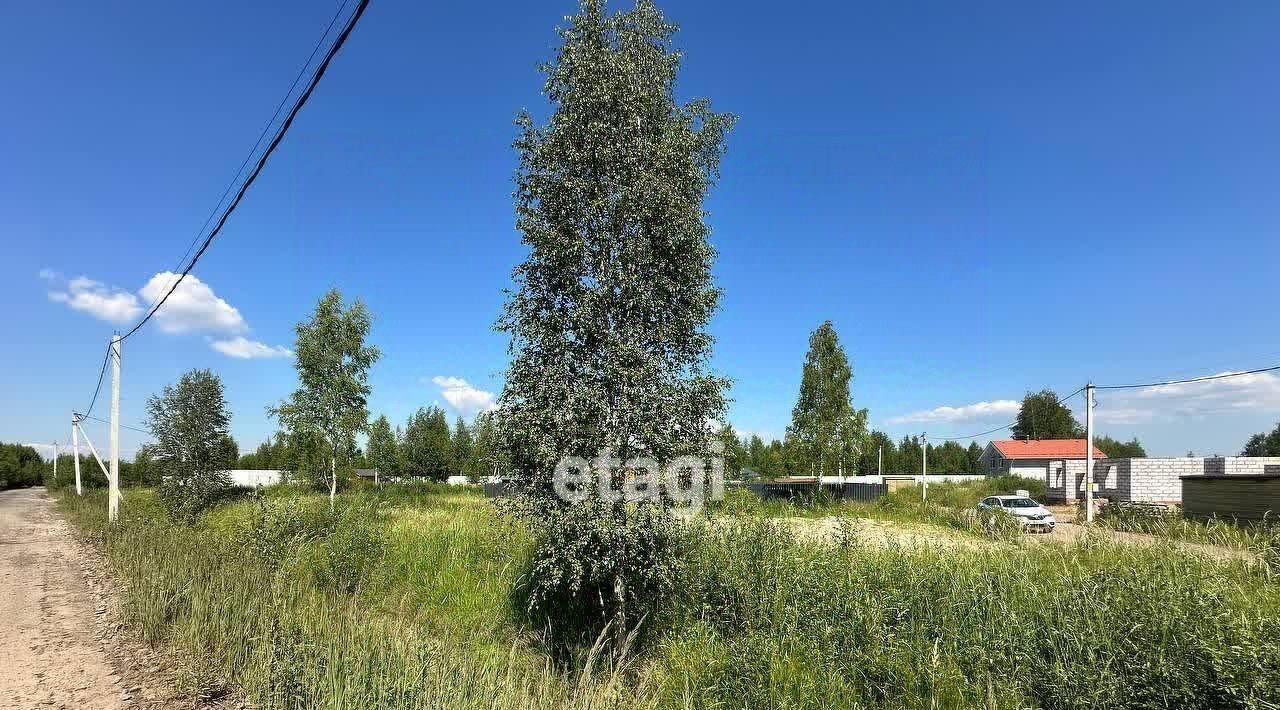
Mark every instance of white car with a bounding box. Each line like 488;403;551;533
977;495;1056;532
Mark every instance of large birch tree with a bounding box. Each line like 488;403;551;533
497;0;734;495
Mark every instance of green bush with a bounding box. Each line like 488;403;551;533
306;500;385;594
1;442;46;490
514;500;690;662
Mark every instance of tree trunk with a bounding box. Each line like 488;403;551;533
329;454;337;510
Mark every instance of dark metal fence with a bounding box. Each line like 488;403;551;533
745;481;887;502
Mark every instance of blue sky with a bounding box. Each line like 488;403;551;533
3;0;1279;461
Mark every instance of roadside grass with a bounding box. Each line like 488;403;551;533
57;485;1280;709
1094;501;1280;560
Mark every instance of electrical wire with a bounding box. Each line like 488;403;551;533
73;413;153;436
75;0;367;423
118;0;370;343
1094;365;1280;391
139;0;352;317
79;342;113;419
928;386;1087;441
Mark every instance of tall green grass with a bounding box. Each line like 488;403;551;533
1095;501;1274;551
58;486;1280;709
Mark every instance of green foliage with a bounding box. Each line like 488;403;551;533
976;506;1026;542
787;320;868;477
1242;420;1280;456
497;0;732;492
57;482;1280;710
306;499;385;594
1256;525;1280;580
1095;434;1146;458
451;417;473;477
271;289;380;504
0;442;45;489
1096;502;1264;550
463;411;504;482
674;522;1280;709
146;369;235;522
366;415;398;481
1011;389;1082;440
514;500;690;662
716;424;746;478
399;406;452;481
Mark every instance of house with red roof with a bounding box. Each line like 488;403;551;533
979;439;1109;501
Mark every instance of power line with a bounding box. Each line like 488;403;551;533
74;413;152;436
929;386;1087;441
1094;364;1280;391
140;0;352;317
118;0;371;343
79;342;113;419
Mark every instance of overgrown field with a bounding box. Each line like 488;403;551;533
59;484;1280;709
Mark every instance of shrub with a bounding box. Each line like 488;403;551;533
233;493;330;566
1255;524;1280;579
977;507;1025;542
514;500;691;662
306;500;386;594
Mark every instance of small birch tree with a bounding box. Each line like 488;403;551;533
146;369;234;521
787;321;867;478
271;289;379;509
367;415;398;484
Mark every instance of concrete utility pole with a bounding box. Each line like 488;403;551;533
1085;383;1095;524
877;445;882;476
108;335;121;524
52;441;57;482
921;432;929;502
72;417;82;495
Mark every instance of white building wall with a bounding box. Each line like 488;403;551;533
226;469;284;487
1079;457;1280;504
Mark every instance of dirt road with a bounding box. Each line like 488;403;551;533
0;487;126;709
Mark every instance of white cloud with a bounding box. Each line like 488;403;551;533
138;272;246;334
47;275;142;324
428;375;497;417
887;399;1019;425
45;270;287;361
210;337;293;360
1090;371;1280;421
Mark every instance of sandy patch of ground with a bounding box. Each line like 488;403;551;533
772;504;1254;562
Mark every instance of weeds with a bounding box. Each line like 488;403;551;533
56;485;1280;710
1096;501;1267;550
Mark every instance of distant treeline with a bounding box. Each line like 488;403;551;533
235;406;505;484
721;429;985;478
1;442;46;490
720;429;1148;479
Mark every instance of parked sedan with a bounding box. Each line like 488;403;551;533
978;495;1056;532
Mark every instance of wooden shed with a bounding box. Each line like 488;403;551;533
1180;473;1280;522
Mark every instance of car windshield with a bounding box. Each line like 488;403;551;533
1001;498;1038;508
